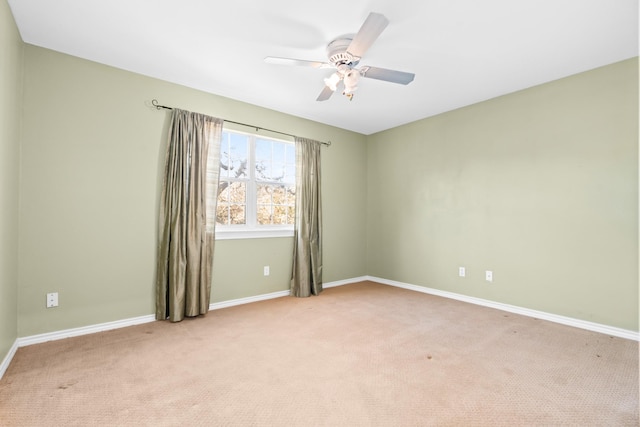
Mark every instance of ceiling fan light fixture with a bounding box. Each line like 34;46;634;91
324;72;341;91
342;69;360;97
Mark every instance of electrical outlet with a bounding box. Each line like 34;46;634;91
263;266;270;276
485;271;493;282
46;292;59;308
458;267;466;277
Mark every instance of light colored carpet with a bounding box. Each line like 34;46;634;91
1;281;638;426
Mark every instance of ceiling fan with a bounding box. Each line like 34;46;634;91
264;12;415;101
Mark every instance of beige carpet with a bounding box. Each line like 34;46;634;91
1;281;638;426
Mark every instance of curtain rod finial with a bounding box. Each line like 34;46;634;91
151;99;172;110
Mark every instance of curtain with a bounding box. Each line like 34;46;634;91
291;137;323;297
156;108;222;321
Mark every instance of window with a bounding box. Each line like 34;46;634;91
214;130;295;239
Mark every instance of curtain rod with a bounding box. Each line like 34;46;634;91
151;99;331;147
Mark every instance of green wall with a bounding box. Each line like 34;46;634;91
367;58;638;330
18;45;367;337
0;0;22;363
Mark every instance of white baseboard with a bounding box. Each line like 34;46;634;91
208;276;364;310
366;276;640;341
17;314;156;348
209;290;290;310
324;276;368;288
0;339;19;380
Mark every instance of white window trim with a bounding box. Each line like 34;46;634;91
215;227;294;240
214;129;295;240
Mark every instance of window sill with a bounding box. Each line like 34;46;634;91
215;228;294;240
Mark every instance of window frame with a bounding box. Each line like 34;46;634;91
214;129;295;240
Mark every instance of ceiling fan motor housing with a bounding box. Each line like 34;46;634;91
327;37;359;67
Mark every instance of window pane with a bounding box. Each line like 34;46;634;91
255;139;270;181
220;132;248;179
254;183;295;225
287;206;295;224
229;182;246;203
217;181;246;226
273;141;285;162
219;133;230;179
272;185;285;204
218;182;231;203
216;205;229;225
257;184;272;204
255;139;294;183
285;185;296;204
270;163;286;182
229;205;246;225
273;205;288;225
257;205;272;225
255;139;271;163
285;144;295;163
256;160;272;181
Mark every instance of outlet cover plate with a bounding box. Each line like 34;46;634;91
46;292;59;308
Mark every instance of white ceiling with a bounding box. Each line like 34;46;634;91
7;0;639;135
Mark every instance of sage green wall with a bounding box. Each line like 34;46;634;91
0;0;23;362
367;58;638;330
18;45;367;337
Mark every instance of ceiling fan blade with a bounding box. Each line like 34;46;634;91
360;66;415;85
347;13;389;59
264;57;332;69
316;85;335;101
